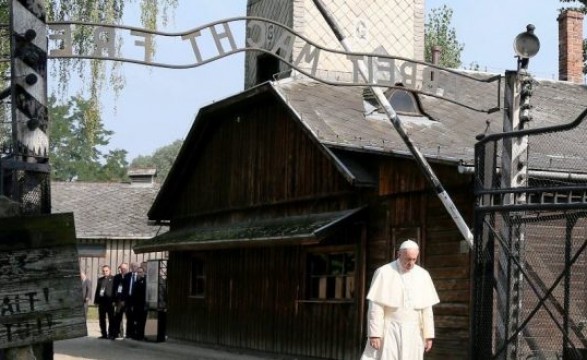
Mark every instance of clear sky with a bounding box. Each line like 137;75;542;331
427;0;569;78
49;0;583;162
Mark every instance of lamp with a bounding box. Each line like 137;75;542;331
513;24;540;70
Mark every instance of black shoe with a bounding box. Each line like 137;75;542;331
108;336;116;340
98;335;108;339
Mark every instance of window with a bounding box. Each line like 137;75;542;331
386;88;422;116
306;250;356;301
363;87;425;118
190;257;205;298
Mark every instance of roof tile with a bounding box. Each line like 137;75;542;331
51;182;166;239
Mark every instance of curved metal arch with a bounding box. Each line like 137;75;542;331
47;16;501;113
52;46;495;114
49;16;499;85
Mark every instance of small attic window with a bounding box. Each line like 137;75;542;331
363;87;424;118
385;88;422;116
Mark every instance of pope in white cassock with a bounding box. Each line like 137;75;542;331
360;239;439;360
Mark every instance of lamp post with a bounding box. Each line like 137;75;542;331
497;24;539;360
6;0;50;217
514;24;540;71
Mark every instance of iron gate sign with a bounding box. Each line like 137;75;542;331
0;213;86;349
47;16;501;113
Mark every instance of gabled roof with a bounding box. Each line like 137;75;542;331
150;74;587;220
272;76;587;169
51;181;166;239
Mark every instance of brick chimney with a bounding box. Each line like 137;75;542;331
558;10;584;84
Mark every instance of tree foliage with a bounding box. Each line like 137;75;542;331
46;0;178;143
130;139;182;184
102;148;129;181
424;5;464;69
48;95;128;182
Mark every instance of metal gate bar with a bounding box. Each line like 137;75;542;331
473;107;587;359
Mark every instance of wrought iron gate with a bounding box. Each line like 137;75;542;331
472;107;587;360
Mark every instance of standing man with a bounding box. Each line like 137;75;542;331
361;239;439;360
94;265;114;339
111;262;130;339
125;262;140;339
80;271;92;316
130;266;148;340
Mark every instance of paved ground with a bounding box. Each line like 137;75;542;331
54;321;281;360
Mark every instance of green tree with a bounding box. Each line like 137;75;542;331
46;0;178;141
48;95;128;181
0;1;177;149
100;149;129;181
131;139;183;183
424;5;464;68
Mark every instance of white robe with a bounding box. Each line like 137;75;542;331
360;261;439;360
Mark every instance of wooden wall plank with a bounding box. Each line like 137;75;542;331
174;96;353;219
0;213;86;348
166;245;362;359
77;238;167;303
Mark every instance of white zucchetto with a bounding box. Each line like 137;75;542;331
399;239;419;250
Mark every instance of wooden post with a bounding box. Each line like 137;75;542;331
0;211;87;358
497;68;531;360
10;0;49;161
6;1;54;357
0;196;33;360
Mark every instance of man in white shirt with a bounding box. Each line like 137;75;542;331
361;239;439;360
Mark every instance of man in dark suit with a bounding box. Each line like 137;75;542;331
111;262;130;339
130;266;148;340
93;265;114;339
125;262;140;339
81;271;92;316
